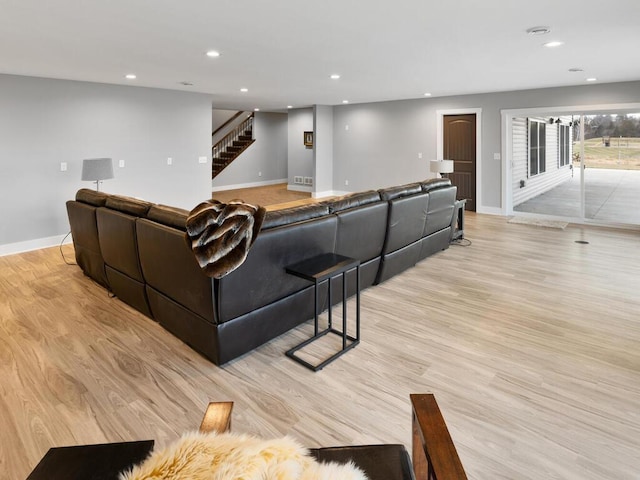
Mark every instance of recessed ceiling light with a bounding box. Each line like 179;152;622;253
568;68;584;73
240;88;248;92
330;74;341;80
543;41;564;48
206;50;221;57
125;74;136;80
254;108;260;111
424;93;432;97
287;105;293;109
586;77;597;82
342;100;349;104
526;26;551;35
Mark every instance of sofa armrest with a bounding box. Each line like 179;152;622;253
411;394;467;479
199;401;234;433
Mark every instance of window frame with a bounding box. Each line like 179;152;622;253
558;124;570;167
528;119;546;177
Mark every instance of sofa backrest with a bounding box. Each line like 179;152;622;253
261;203;329;230
322;191;388;263
137;205;215;324
66;189;110;288
423;184;457;236
378;183;429;255
94;195;153;316
216;214;338;323
96;196;152;283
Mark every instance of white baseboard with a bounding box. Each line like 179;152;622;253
287;184;313;193
0;233;73;257
313;190;349;198
477;206;504;216
211;178;287;192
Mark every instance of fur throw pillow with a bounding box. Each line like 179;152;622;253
119;431;367;480
186;200;266;279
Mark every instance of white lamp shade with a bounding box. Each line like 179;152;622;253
430;159;454;174
81;158;114;181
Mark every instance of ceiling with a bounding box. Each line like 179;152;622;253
1;0;639;112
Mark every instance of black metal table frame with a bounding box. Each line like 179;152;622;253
285;253;361;371
451;198;467;241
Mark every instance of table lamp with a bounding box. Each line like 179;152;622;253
430;159;454;179
81;158;114;191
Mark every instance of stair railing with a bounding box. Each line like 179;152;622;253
212;113;254;161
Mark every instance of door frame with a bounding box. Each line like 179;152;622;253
501;101;640;219
436;108;484;212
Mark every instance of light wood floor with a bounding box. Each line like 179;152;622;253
1;214;639;479
211;183;330;211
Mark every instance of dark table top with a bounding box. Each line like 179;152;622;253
285;253;359;283
26;440;154;480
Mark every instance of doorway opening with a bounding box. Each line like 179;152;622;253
504;104;640;227
437;108;482;213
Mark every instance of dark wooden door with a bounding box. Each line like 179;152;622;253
443;114;476;211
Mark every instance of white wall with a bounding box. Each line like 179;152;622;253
0;74;213;254
332;80;640;211
211;112;287;188
313;105;333;196
212;109;239;132
287;108;313;189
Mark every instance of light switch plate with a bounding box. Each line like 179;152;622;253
119;159;125;168
167;157;173;165
494;153;501;160
198;156;207;164
60;162;67;172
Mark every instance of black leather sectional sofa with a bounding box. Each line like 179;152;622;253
66;178;457;365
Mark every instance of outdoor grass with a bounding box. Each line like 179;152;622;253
573;137;640;170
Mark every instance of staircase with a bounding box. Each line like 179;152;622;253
212;113;255;179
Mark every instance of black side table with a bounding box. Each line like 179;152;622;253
285;253;361;371
451;199;467;241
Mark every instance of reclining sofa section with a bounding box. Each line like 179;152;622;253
66;178;456;365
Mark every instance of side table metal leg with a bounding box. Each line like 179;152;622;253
356;265;360;341
314;279;319;336
342;270;347;349
327;278;332;329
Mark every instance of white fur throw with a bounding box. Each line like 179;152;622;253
119;431;367;480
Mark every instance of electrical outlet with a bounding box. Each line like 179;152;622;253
167;157;173;165
60;162;67;172
294;176;303;184
418;152;423;159
345;180;349;186
198;156;207;164
494;153;501;160
304;177;313;185
258;171;262;177
345;125;349;131
119;159;125;168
